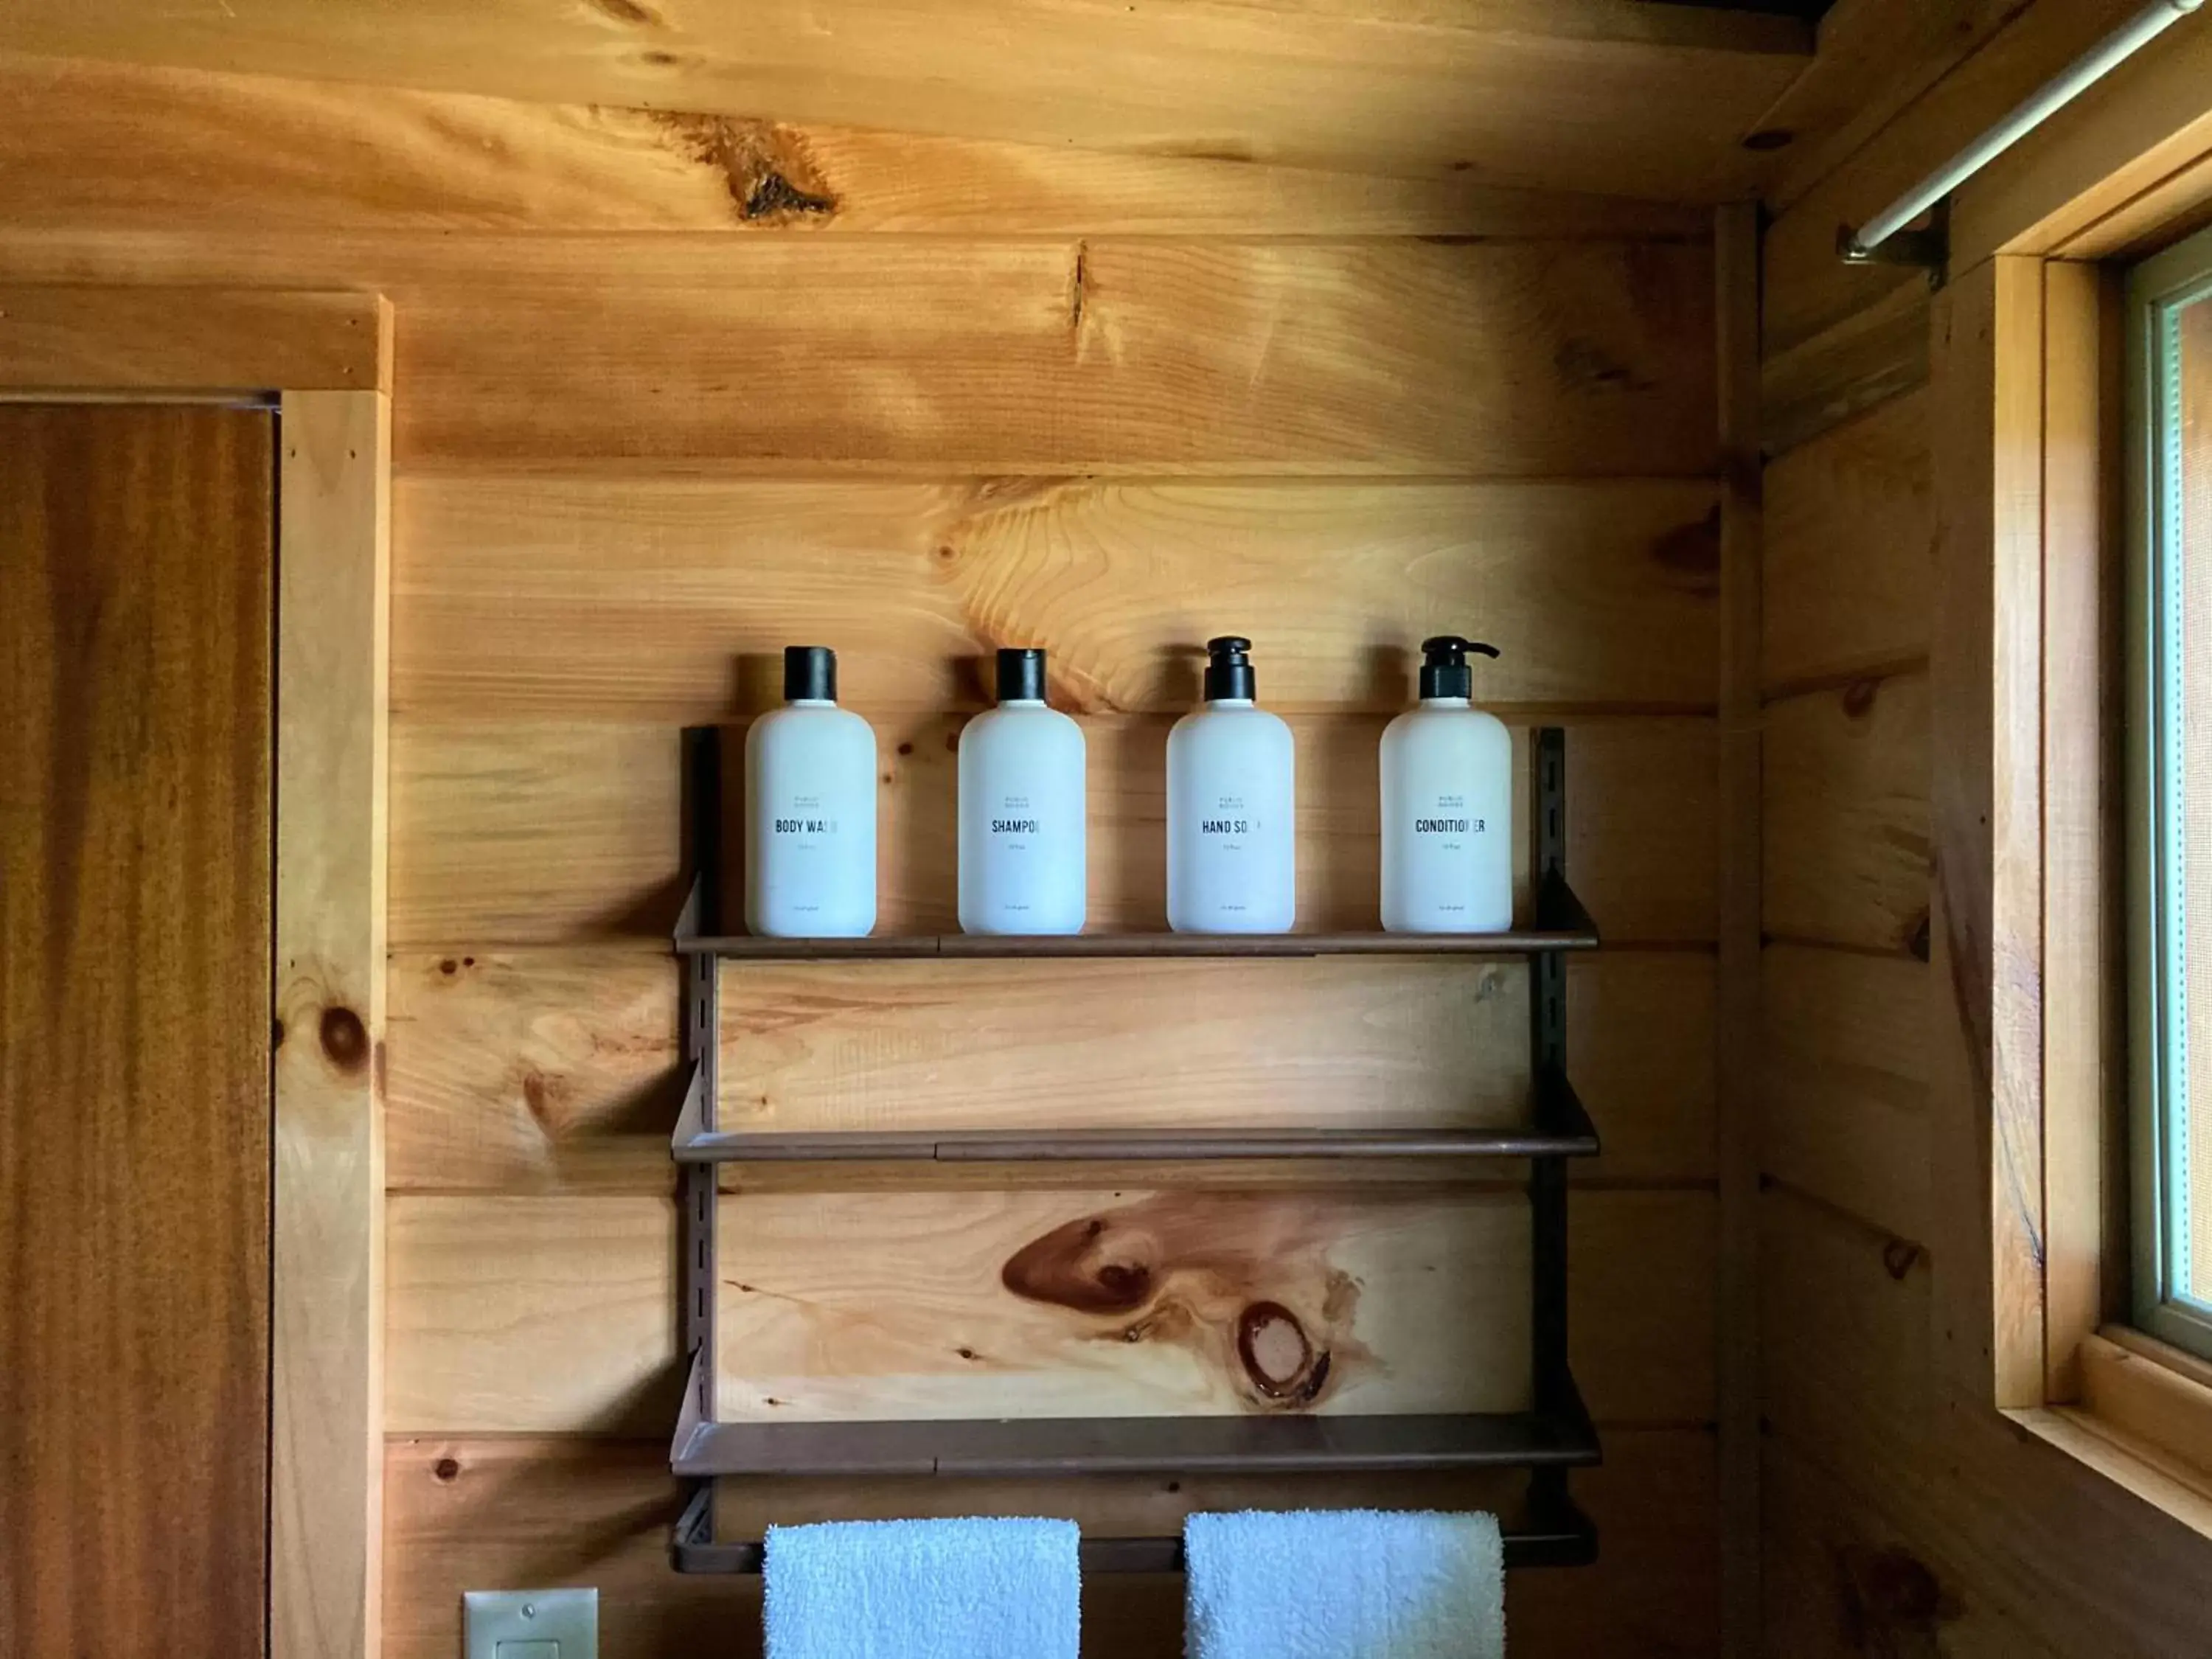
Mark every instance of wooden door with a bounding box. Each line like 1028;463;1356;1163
0;405;276;1658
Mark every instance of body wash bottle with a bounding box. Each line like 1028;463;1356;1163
1380;636;1511;933
959;647;1087;935
744;645;877;938
1167;636;1295;933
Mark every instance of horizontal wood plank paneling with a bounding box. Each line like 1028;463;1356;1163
0;234;1717;475
1762;673;1930;955
1762;389;1933;694
393;476;1721;720
1760;1436;2066;1659
1759;1186;1933;1481
1758;282;1930;462
1761;945;1931;1245
386;950;1714;1190
383;1189;1713;1433
0;3;1807;201
383;1427;1716;1659
388;715;1717;947
0;53;1710;241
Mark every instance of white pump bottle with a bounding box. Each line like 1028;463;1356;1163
1167;636;1296;933
1380;636;1512;933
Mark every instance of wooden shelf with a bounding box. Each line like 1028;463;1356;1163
670;1065;1599;1165
671;1359;1599;1480
675;872;1598;960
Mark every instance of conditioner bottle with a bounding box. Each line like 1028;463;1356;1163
744;645;877;938
1167;636;1295;933
959;648;1087;935
1380;636;1511;933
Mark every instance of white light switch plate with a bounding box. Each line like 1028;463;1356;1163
464;1587;598;1659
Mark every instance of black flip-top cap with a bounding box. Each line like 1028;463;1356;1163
1203;636;1256;701
783;644;837;701
996;647;1048;702
1419;635;1500;699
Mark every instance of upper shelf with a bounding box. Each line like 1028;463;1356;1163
674;869;1598;959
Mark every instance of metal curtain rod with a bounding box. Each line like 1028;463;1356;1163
1839;0;2204;268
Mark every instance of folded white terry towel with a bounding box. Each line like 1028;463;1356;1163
1184;1509;1505;1659
762;1516;1080;1659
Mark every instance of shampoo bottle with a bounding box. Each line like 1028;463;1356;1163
1167;636;1295;933
744;645;877;938
959;648;1087;935
1380;636;1512;933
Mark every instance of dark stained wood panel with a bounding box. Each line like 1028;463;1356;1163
0;405;274;1659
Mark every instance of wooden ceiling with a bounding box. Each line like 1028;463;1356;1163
0;0;1837;202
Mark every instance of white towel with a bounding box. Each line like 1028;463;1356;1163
1184;1509;1505;1659
762;1516;1080;1659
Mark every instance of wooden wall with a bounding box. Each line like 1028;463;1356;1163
0;49;1725;1656
1756;3;2212;1652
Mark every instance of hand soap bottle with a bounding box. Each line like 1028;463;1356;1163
1167;636;1295;933
744;645;877;938
1380;636;1511;933
959;647;1087;935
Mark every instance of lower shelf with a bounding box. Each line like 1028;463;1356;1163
671;1399;1601;1480
670;1484;1600;1573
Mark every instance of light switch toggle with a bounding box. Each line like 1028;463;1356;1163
464;1587;598;1659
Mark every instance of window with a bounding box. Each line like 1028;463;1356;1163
2132;221;2212;1363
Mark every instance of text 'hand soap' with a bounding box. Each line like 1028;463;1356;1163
959;647;1087;935
743;645;877;938
1167;636;1296;934
1380;635;1511;933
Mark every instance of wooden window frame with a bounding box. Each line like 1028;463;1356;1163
1933;19;2212;1537
1;286;393;1659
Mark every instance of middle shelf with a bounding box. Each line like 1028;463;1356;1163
672;1061;1599;1165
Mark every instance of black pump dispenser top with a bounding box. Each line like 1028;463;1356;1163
783;644;838;701
996;647;1048;702
1203;636;1257;701
1419;635;1500;700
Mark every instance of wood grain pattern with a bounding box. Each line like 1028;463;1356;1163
392;475;1722;720
1762;388;1934;695
0;234;1717;475
1760;1435;2065;1659
385;949;1714;1192
271;390;389;1659
1761;1189;2212;1657
383;1427;1717;1659
2039;260;2116;1399
387;714;1717;947
0;405;273;1659
1757;281;1930;461
0;283;388;392
1949;7;2212;269
385;238;1717;474
1928;260;2045;1413
1761;945;1932;1245
0;0;1807;200
1761;673;1930;955
1748;0;2031;215
1760;0;2148;358
0;52;1709;241
1713;197;1762;1659
383;1189;1714;1433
